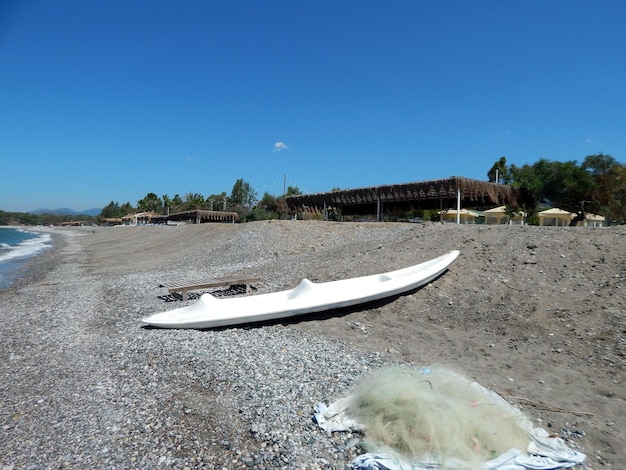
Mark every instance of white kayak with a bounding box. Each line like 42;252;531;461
142;250;460;329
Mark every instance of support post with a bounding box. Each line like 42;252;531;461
456;187;461;224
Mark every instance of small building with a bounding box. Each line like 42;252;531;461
101;218;123;226
539;208;608;227
438;208;483;224
581;213;607;227
483;206;526;225
120;211;162;225
538;208;574;226
133;211;161;225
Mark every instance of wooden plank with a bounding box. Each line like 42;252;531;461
159;276;260;301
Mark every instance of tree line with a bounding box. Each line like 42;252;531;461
0;211;98;226
488;153;626;224
100;178;303;222
0;178;302;225
2;154;624;225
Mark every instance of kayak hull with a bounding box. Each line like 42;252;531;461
142;250;460;329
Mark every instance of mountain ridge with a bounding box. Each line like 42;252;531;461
29;208;102;216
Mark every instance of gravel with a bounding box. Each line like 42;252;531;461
2;220;624;468
0;223;394;469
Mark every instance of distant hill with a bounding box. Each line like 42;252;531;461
30;207;102;216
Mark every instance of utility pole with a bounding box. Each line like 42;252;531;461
283;174;287;220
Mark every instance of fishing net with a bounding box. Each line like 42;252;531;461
346;365;530;468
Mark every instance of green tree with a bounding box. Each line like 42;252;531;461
286;185;302;196
171;194;183;212
137;192;162;212
487;156;509;183
611;166;626;223
509;159;592;212
582;153;626;222
245;204;279;221
101;201;122;218
205;192;228;211
182;192;206;210
546;161;593;212
230;178;257;208
101;201;134;218
0;210;38;225
258;192;279;212
120;202;134;215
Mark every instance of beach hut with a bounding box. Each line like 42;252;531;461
133;211;161;225
581;213;607;227
538;208;575;226
483;206;526;225
539;209;608;227
102;217;123;226
438;208;483;224
121;211;161;225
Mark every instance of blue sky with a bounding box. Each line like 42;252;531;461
1;0;625;213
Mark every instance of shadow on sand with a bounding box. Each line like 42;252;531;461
143;269;450;331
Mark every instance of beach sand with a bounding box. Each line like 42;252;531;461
1;220;624;468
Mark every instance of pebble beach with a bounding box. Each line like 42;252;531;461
1;221;625;468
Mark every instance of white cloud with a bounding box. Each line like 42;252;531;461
274;141;288;152
584;138;593;144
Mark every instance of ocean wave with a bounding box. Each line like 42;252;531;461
0;231;52;263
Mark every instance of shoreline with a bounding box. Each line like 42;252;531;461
1;221;624;468
0;228;62;298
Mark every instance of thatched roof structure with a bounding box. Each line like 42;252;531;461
166;209;239;223
123;211;162;224
101;217;123;226
59;221;85;226
286;176;525;218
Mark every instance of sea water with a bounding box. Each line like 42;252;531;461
0;227;52;289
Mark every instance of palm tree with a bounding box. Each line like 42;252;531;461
182;192;206;210
162;194;172;215
137;192;162;212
